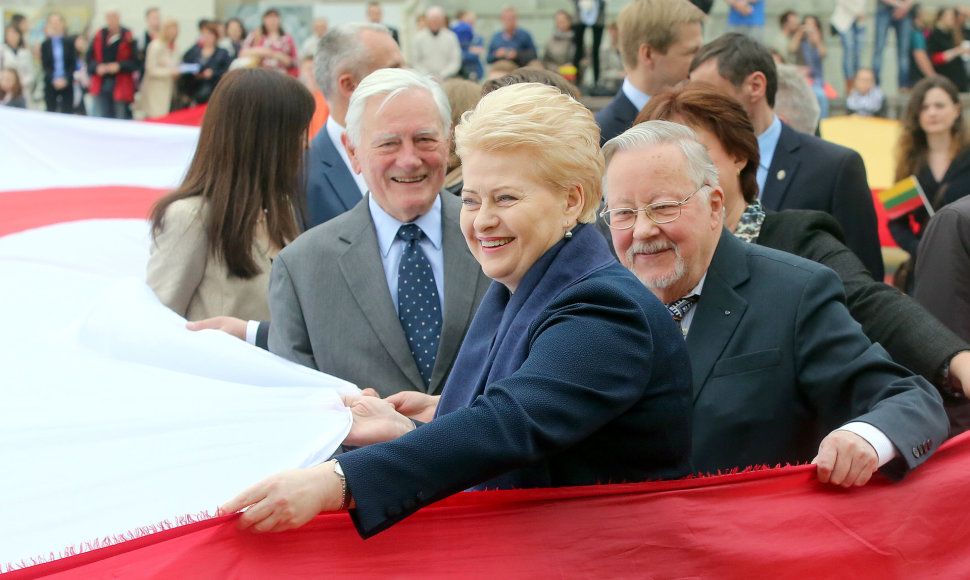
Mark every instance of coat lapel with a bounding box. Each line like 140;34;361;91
429;193;485;395
336;200;426;391
761;123;801;211
686;229;750;403
316;130;364;213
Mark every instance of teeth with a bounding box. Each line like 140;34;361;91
482;238;511;248
393;176;424;183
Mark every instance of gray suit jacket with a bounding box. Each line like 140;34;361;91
688;229;948;478
268;192;490;396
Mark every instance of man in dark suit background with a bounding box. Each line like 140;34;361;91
304;23;404;229
689;32;885;280
40;13;76;114
594;0;705;145
603;120;948;485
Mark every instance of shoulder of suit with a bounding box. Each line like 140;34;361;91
742;238;830;278
165;196;206;221
786;124;858;159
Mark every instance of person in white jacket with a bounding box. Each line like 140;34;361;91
409;6;461;79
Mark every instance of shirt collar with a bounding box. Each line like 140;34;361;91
757;114;783;172
369;193;443;258
621;77;650;113
684;273;707;301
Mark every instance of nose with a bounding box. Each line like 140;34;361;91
630;210;660;241
396;141;422;170
474;199;499;233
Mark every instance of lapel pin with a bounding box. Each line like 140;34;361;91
776;169;786;181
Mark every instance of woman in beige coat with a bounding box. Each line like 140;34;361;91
141;19;180;119
147;68;314;321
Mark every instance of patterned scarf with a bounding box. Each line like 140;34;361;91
733;201;766;244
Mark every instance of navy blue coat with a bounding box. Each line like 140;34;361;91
595;89;638;146
338;225;693;538
303;128;363;230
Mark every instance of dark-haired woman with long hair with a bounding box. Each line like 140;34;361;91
147;68;314;321
890;75;970;266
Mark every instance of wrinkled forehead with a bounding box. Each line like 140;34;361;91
606;146;695;205
362;88;445;136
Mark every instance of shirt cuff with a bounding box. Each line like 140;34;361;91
245;320;260;345
839;422;898;467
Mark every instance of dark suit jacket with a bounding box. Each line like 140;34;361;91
303;128;363;230
915;196;970;343
761;122;884;281
267;192;490;396
40;36;78;88
595;89;638;146
759;210;969;383
688;229;948;477
339;227;693;538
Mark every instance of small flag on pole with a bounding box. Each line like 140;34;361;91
878;175;934;220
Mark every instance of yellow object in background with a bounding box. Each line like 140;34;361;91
820;116;902;191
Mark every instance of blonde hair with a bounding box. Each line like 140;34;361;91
455;83;604;223
618;0;706;70
160;18;178;42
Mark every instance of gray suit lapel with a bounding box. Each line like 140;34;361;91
430;193;485;394
686;230;750;403
337;200;426;391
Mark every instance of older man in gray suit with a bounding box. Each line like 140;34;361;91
191;69;489;397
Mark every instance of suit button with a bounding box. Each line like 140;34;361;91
386;506;402;518
403;499;416;511
912;447;921;458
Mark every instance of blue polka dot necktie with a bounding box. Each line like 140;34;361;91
397;224;442;388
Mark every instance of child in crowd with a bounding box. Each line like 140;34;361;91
0;68;26;108
846;68;886;117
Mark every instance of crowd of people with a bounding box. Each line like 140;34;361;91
5;0;970;543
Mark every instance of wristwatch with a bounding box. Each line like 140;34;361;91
333;459;352;510
938;358;967;399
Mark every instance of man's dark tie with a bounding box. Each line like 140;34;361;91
666;295;699;336
397;224;442;387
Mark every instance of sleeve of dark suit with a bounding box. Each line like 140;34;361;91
336;278;668;538
830;149;885;281
41;41;53;85
255;321;270;350
914;205;970;343
765;211;969;384
266;253;318;369
792;266;948;480
888;213;921;256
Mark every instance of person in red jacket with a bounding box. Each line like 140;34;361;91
86;9;137;119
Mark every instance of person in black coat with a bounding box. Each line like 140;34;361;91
40;13;77;113
179;22;231;105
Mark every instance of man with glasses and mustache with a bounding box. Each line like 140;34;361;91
602;120;948;487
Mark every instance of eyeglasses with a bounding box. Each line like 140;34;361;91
600;184;708;230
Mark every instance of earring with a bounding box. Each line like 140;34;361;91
564;229;573;239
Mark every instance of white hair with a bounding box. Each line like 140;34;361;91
345;68;452;148
774;63;821;135
603;120;720;195
313;22;392;98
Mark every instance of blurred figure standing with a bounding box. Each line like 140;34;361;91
87;10;138;119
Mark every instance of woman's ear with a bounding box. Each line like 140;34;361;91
564;183;585;224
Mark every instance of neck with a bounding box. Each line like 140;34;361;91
723;195;746;232
751;103;775;136
329;98;348;126
927;131;953;154
626;66;653;97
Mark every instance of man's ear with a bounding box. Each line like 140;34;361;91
708;186;725;228
341;132;362;175
743;71;768;105
639;42;656;70
336;71;357;100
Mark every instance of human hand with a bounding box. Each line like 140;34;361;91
945;351;970;397
735;1;753;17
341;395;415;447
221;461;343;532
53;78;68;89
892;2;911;20
95;63;107;75
202;69;213;79
108;62;121;74
812;430;879;487
185;316;248;340
385;391;439;423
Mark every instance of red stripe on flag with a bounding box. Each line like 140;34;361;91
883;194;928;220
0;187;167;237
9;432;970;579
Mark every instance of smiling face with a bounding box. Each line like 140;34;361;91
919;86;961;137
346;88;449;223
606;144;723;304
460;149;582;293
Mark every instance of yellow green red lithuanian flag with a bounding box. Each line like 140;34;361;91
878;175;934;220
